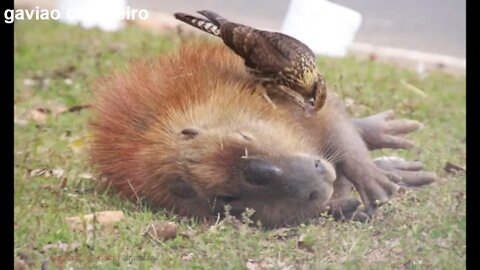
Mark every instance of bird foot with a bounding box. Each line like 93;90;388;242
261;92;277;109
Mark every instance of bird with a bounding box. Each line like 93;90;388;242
174;10;327;116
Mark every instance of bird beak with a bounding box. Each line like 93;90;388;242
303;104;315;118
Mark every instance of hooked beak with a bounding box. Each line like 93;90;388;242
303;103;316;118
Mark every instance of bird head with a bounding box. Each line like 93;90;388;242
300;72;327;117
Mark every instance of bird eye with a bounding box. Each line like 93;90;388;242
308;98;315;107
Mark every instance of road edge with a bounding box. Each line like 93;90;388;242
12;0;466;76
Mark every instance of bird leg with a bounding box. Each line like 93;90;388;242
257;84;277;109
261;82;305;110
244;79;277;109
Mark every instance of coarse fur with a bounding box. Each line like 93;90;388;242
90;41;337;227
90;40;435;227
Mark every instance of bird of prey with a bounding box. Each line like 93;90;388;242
174;10;327;116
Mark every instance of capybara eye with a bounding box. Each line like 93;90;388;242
180;127;202;140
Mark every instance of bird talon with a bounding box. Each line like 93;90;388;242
262;92;277;109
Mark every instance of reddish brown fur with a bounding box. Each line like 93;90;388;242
90;41;337;226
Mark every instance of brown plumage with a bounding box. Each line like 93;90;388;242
174;10;327;115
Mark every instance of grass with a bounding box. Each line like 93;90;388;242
14;20;465;269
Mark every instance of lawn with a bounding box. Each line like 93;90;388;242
14;20;466;269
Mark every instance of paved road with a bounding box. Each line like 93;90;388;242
130;0;465;58
333;0;465;58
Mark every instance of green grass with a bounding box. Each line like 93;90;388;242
14;20;465;269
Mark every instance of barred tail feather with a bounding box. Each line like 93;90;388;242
197;10;227;25
174;13;221;36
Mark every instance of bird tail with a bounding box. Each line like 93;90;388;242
197;10;228;25
174;12;221;36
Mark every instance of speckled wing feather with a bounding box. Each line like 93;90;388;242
232;30;317;90
249;32;315;74
197;11;295;72
258;31;315;66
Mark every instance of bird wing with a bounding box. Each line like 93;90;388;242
263;32;314;58
243;31;316;77
235;30;293;76
257;31;318;87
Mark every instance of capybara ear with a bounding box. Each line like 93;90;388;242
167;174;198;199
180;127;203;140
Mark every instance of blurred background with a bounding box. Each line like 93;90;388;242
14;0;466;73
131;0;466;58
